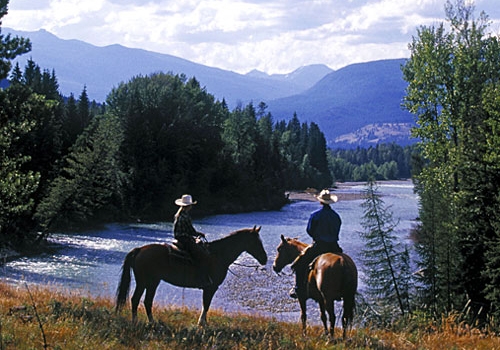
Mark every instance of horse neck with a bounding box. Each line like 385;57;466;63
208;230;249;266
293;240;309;256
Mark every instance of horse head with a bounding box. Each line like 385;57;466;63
245;225;267;265
273;235;305;273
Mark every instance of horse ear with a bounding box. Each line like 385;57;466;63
280;234;286;243
256;226;261;232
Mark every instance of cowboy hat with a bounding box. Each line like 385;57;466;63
175;194;197;206
316;189;338;204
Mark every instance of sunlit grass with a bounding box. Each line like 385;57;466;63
0;282;499;349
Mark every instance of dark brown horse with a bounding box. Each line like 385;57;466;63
273;235;357;338
116;226;267;326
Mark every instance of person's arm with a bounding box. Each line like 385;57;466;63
306;214;317;240
176;213;199;237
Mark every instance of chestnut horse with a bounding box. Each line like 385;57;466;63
273;235;357;338
116;226;267;326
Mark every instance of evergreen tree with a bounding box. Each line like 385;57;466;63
77;85;91;131
9;62;22;82
403;0;500;320
35;112;126;231
107;73;225;217
0;5;40;245
479;79;500;321
306;122;332;188
0;86;40;245
359;181;412;322
0;0;31;78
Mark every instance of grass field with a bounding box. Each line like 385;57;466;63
0;282;499;349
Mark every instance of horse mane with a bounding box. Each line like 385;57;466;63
287;237;309;250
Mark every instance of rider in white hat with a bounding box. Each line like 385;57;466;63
173;194;212;286
290;189;343;299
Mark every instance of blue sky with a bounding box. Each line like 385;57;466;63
3;0;500;74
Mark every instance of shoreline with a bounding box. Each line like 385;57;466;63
286;190;365;202
286;179;413;202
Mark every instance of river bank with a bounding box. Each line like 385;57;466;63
1;180;418;324
286;180;413;202
1;282;496;350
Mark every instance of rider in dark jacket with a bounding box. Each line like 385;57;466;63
290;189;343;298
173;194;212;286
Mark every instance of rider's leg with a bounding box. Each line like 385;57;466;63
290;245;320;298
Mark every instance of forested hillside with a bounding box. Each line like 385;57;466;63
329;143;417;182
4;28;415;147
1;50;332;248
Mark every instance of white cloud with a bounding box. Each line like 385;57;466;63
3;0;499;74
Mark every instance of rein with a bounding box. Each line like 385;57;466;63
232;262;261;269
229;261;264;278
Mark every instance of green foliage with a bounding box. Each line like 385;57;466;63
412;166;463;315
105;72;331;219
107;73;227;217
403;0;500;322
0;1;31;79
329;143;417;181
478;82;500;321
359;181;412;322
0;88;40;244
35;112;126;230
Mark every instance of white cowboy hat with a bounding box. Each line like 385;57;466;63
175;194;197;206
316;189;338;204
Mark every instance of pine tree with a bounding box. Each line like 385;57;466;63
35;112;126;231
359;181;412;322
0;5;39;245
0;0;31;78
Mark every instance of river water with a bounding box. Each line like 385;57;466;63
1;180;418;324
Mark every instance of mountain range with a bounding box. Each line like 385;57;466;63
5;28;416;148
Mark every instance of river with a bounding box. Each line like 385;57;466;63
1;180;418;324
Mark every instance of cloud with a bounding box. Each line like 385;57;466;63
3;0;500;74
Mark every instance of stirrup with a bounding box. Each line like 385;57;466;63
289;287;298;299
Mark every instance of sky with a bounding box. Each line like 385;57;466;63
3;0;500;75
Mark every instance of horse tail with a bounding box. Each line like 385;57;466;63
341;254;358;327
116;247;140;312
342;290;356;326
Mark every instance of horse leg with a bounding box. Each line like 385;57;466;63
298;297;308;336
198;287;216;327
342;295;355;339
130;283;145;323
144;280;160;323
318;300;329;336
326;299;336;339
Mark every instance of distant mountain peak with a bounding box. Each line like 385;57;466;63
6;28;414;147
7;27;332;108
245;69;269;78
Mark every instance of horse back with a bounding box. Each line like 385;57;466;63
132;243;211;288
309;252;358;300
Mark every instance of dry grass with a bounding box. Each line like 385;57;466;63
0;282;499;349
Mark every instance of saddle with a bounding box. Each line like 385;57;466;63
168;241;193;262
169;239;210;263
